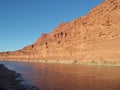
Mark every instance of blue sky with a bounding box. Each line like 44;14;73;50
0;0;103;52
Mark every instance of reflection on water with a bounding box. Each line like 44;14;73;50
0;61;120;90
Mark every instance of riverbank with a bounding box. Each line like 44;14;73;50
0;64;39;90
0;59;120;67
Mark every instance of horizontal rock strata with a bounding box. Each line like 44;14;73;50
0;0;120;64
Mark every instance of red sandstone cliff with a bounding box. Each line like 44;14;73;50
0;0;120;64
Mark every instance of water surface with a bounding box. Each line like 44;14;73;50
0;61;120;90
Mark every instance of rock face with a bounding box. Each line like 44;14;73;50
0;0;120;63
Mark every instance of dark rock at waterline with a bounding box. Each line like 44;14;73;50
0;64;39;90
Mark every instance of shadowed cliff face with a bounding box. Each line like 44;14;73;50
0;0;120;63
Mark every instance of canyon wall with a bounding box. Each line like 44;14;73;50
0;0;120;64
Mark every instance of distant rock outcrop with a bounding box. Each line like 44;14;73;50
0;0;120;64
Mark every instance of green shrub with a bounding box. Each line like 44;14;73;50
73;60;77;64
91;60;97;64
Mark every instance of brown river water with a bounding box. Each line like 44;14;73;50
0;61;120;90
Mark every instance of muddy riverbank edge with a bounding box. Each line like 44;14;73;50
0;64;39;90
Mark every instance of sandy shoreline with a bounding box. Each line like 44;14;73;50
0;64;39;90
